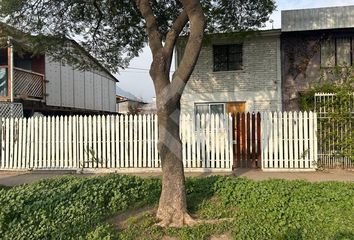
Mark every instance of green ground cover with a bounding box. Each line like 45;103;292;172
0;175;353;240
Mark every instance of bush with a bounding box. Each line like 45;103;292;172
299;67;354;161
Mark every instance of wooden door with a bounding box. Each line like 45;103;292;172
231;112;261;169
226;102;246;114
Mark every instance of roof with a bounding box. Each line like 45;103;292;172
0;22;118;82
116;86;146;103
176;29;281;51
282;5;354;32
205;29;281;38
178;29;281;43
67;39;119;82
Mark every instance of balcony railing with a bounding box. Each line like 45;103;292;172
13;67;45;99
0;66;45;100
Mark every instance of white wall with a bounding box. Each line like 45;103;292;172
179;31;282;115
45;56;116;112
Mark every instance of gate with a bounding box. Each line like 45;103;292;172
231;112;261;169
315;93;353;168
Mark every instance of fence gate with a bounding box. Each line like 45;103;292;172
231;112;261;169
315;93;353;168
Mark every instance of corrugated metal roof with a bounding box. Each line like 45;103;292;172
282;5;354;32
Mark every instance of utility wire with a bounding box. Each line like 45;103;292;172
121;67;175;73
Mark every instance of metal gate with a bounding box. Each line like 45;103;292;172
315;93;353;169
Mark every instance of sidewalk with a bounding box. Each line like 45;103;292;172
0;169;353;187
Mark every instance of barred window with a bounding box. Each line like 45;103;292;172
213;44;243;71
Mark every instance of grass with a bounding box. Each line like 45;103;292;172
0;175;353;239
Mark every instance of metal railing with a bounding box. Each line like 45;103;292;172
314;93;353;169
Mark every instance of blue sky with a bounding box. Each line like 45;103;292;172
116;0;354;102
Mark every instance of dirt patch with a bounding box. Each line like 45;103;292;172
209;233;232;240
107;206;155;230
161;237;179;240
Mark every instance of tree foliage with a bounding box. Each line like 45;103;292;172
0;0;276;72
300;67;354;162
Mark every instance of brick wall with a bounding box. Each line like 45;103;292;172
178;31;282;115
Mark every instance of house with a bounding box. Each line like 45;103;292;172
140;97;157;114
178;5;354;115
281;5;354;111
177;29;282;116
0;23;117;117
116;86;147;114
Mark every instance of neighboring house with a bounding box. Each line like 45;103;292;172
116;86;147;114
177;29;282;116
0;23;117;117
140;97;157;114
281;5;354;111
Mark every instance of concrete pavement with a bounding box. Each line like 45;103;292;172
0;168;353;187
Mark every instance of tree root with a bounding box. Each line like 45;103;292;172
156;208;233;228
156;210;196;228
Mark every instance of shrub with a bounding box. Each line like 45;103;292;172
299;67;353;161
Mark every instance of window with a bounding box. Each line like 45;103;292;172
195;103;225;116
0;68;8;96
213;44;242;71
321;37;352;67
195;103;225;128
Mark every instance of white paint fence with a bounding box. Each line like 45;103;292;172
181;114;233;170
0;114;232;171
0;112;318;172
261;112;317;171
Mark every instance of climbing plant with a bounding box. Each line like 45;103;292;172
300;67;353;162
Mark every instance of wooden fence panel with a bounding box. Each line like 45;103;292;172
261;111;317;171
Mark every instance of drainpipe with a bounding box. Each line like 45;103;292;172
7;36;14;102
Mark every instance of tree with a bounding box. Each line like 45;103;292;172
0;0;275;227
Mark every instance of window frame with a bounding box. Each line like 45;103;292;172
195;102;226;116
213;44;243;72
320;36;353;68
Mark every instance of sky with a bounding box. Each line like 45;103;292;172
116;0;354;102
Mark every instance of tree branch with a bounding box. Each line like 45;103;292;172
136;0;162;56
163;10;188;72
92;0;103;45
171;0;205;94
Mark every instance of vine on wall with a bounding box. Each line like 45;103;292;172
300;67;353;162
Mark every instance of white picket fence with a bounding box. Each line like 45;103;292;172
261;112;317;171
0;114;232;172
0;112;318;172
181;114;233;169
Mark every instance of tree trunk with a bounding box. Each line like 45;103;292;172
155;104;193;227
136;0;205;228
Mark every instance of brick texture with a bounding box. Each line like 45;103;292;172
178;32;281;115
